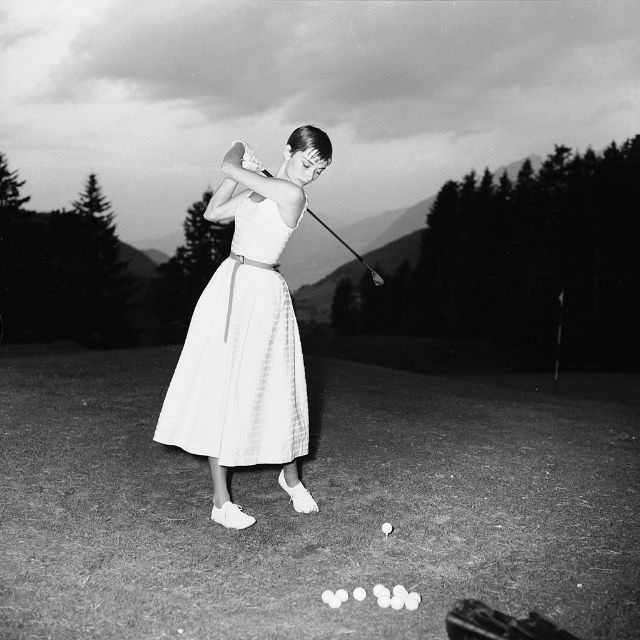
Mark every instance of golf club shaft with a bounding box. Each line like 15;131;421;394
260;169;374;268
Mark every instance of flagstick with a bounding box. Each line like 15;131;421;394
554;289;564;395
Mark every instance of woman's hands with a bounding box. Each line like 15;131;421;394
222;142;245;169
242;147;264;173
222;141;264;173
220;139;304;227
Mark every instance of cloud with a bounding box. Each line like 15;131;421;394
0;9;42;50
47;0;640;141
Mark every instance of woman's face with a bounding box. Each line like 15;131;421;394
286;147;330;186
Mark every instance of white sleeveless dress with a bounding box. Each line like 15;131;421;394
153;193;309;466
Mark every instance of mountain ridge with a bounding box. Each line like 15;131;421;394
289;155;544;326
126;154;544;297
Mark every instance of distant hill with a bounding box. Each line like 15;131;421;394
368;195;434;250
116;242;163;340
367;155;543;253
291;155;544;326
496;155;543;180
128;230;183;257
142;248;170;265
279;206;406;291
118;242;160;280
293;229;423;326
126;155;543;292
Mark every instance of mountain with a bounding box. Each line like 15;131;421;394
279;206;406;291
129;230;183;257
366;155;543;254
118;242;160;280
127;155;542;292
142;248;170;265
368;195;434;250
291;155;544;326
496;155;543;180
293;229;423;326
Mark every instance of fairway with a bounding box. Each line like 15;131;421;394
1;346;638;640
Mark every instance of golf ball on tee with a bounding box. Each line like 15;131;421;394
321;590;334;604
328;594;342;609
353;587;366;601
381;522;393;535
335;588;349;602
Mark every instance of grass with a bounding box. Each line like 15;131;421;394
1;343;639;639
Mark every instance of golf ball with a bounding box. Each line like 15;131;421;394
407;591;421;603
335;588;349;602
372;583;386;598
377;595;391;608
353;587;366;601
328;594;342;609
321;590;334;604
390;595;404;610
405;597;419;611
392;585;407;598
381;522;393;535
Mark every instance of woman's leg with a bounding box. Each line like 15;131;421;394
209;457;255;529
282;459;300;488
279;459;318;513
209;457;231;507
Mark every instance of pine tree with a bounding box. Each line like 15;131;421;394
0;152;31;211
330;277;358;335
72;174;114;222
179;190;234;303
415;179;460;336
592;138;640;366
147;190;234;344
51;174;137;348
389;259;418;334
358;265;391;334
0;153;49;342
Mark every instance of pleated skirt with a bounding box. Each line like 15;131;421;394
153;257;309;467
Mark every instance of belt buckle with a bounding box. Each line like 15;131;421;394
237;254;245;264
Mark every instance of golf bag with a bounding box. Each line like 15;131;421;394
445;599;584;640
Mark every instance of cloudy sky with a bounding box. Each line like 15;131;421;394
2;0;639;252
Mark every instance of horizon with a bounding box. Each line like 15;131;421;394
3;1;639;254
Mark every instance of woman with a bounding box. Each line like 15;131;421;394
153;125;332;529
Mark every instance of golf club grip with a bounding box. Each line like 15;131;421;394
260;169;366;264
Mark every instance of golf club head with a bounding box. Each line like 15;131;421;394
371;270;385;287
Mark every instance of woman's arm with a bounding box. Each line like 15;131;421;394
220;144;305;220
203;177;248;223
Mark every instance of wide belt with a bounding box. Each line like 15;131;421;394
224;251;276;343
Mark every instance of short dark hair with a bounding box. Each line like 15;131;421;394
287;125;332;163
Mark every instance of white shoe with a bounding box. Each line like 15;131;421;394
211;501;256;529
278;469;319;514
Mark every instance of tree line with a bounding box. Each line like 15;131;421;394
2;135;639;369
331;136;640;368
0;153;234;348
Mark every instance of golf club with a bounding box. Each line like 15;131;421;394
261;169;384;286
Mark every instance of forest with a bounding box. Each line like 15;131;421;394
331;138;640;369
1;135;638;368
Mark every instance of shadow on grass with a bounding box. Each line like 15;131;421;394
301;334;519;376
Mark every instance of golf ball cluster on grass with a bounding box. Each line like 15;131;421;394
321;584;421;611
321;524;420;611
373;584;421;611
